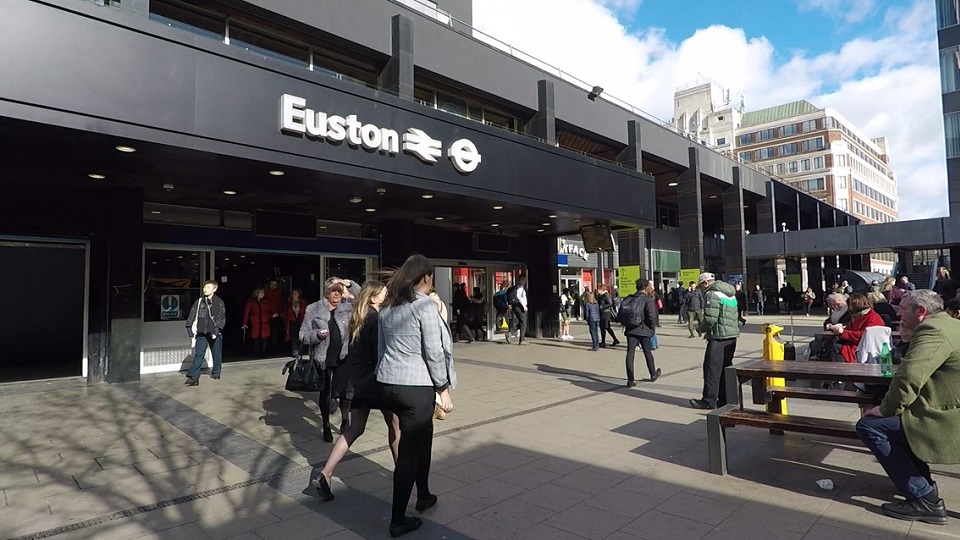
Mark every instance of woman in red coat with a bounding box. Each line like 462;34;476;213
242;288;273;357
827;293;885;363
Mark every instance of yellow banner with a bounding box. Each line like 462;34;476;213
680;268;701;288
618;265;641;296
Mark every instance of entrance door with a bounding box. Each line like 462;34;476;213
435;263;523;341
0;240;86;382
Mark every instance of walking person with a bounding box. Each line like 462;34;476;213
752;284;765;316
684;281;704;338
242;287;272;358
559;288;573;340
619;278;661;387
734;282;747;327
689;273;740;410
675;284;688;324
376;254;456;537
312;280;401;502
300;278;361;443
493;281;510;336
597;284;621;348
583;292;601;351
802;287;816;317
508;276;529;345
184;280;226;386
285;288;306;358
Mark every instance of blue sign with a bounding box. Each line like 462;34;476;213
557;254;569;267
160;295;180;321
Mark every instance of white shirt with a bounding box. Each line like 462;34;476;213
517;285;528;310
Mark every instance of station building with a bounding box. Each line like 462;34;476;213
1;0;853;383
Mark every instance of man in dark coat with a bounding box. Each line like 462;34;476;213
621;278;660;387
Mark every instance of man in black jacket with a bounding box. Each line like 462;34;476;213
621;279;661;387
684;282;704;338
185;280;227;386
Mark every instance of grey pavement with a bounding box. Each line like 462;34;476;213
2;311;959;539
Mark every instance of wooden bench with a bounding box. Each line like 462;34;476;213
707;406;859;475
767;385;879;406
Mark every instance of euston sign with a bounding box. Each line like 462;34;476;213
280;94;482;173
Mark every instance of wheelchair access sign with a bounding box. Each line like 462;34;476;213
160;295;180;321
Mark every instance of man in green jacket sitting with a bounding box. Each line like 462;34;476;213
689;273;740;410
857;289;960;525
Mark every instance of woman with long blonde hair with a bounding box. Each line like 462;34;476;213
312;280;401;502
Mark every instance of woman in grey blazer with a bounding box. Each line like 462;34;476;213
300;277;360;443
377;254;456;537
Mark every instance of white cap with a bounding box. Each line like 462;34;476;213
698;272;715;284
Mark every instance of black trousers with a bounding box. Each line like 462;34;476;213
599;312;618;345
379;383;435;523
625;335;657;382
701;338;737;407
511;306;527;341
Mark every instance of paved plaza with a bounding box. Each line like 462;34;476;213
2;315;959;539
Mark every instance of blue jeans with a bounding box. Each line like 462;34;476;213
187;333;222;379
588;320;600;350
856;415;934;499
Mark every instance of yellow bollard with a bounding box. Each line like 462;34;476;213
761;323;788;416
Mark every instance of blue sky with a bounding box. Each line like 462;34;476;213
474;0;946;221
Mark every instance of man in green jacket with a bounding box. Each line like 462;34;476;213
689;273;740;410
857;289;960;525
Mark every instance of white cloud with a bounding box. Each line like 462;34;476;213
472;0;946;221
597;0;643;12
797;0;877;24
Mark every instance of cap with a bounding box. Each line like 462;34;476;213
698;272;715;284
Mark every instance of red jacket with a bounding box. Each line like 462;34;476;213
284;297;307;341
242;298;273;339
838;309;885;363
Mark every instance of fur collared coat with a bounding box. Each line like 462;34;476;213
299;282;360;370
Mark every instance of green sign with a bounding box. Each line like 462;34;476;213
680;268;701;288
618;265;641;296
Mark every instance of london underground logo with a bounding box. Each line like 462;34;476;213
280;94;481;173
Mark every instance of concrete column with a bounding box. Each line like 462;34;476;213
823;254;839;289
756;181;777;234
678;147;704;270
807;256;823;303
951;247;960;276
722;167;746;280
379;15;415;100
526;235;559;338
526;80;556;144
897;250;914;275
105;188;144;383
616;120;642;171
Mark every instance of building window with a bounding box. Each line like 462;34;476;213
800;138;824;152
780;142;798;156
716;137;726;145
836;175;847;189
938;0;960;28
814;156;824;169
739;151;753;163
838;198;848;211
802;120;818;132
738;133;752;145
836;154;847;167
801;159;811;171
757;147;774;159
776;162;785;174
229;20;310;68
143;249;206;323
946;112;960;158
779;124;798;138
759;128;775;141
942;46;960;93
789;161;798;173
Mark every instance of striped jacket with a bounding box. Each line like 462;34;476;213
700;281;740;340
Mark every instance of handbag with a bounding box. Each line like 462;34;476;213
650;334;659;350
282;353;322;392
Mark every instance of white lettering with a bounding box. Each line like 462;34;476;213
327;115;346;142
381;128;399;153
402;128;442;163
360;124;382;150
345;115;363;146
447;138;482;173
279;94;478;170
305;109;328;138
280;94;306;134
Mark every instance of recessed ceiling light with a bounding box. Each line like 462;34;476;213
492;205;504;210
668;182;678;187
709;195;718;199
548;214;558;218
268;170;285;176
349;196;363;204
542;222;551;226
365;208;376;212
115;145;136;153
150;210;161;215
434;216;444;221
88;173;105;180
177;255;184;259
421;194;434;199
224;257;230;261
537;229;545;232
319;225;327;229
223;190;237;195
491;223;500;227
240;255;246;258
151;261;157;265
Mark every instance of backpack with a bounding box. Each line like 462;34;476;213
506;286;519;306
617;294;645;327
493;291;508;312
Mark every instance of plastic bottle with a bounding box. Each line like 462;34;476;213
880;342;894;377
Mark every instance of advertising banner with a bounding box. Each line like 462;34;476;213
618;265;641;296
